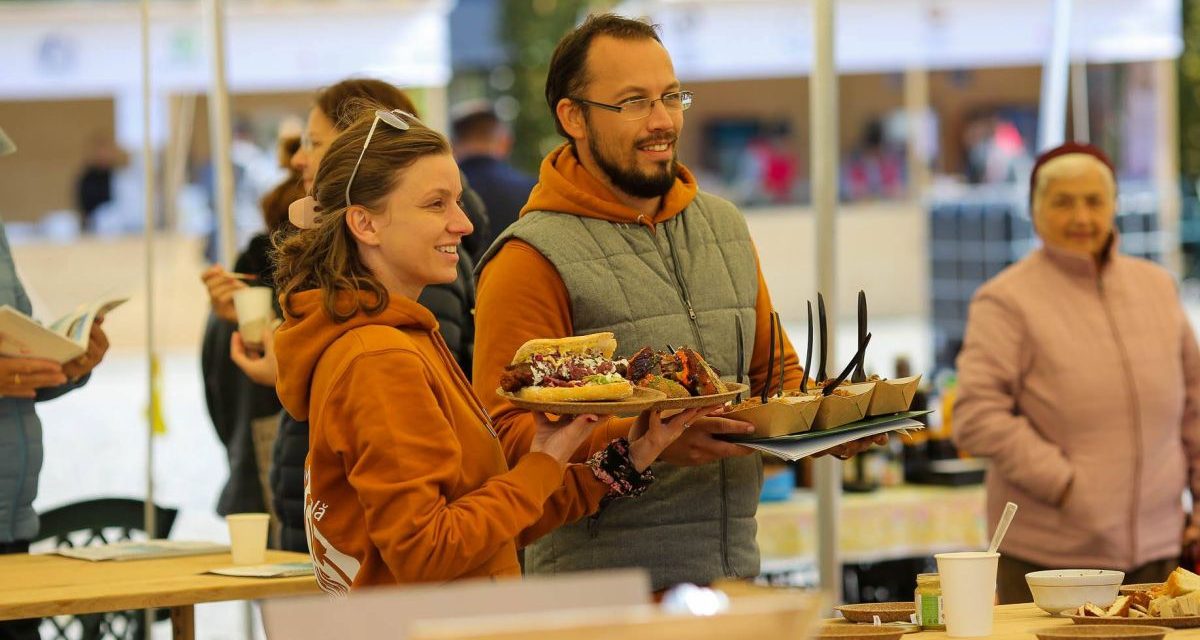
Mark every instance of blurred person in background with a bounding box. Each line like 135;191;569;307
450;101;536;245
74;133;124;233
199;124;301;531
954;142;1200;604
272;108;702;590
224;78;488;553
0;126;110;640
472;14;884;591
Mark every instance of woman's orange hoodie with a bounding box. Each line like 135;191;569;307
473;144;805;472
274;289;605;591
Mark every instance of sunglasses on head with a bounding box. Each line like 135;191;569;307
344;109;416;209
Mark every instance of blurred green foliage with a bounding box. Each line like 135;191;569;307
1182;0;1200;180
501;0;617;173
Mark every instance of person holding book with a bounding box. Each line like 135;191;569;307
0;125;110;640
272;108;704;591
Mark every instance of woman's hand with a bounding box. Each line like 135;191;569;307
627;406;720;472
201;265;246;323
529;412;605;469
230;325;279;387
61;319;109;382
0;355;67;399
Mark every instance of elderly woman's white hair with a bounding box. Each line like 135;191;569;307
1028;142;1117;216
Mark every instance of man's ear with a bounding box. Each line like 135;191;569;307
344;205;381;246
557;98;586;142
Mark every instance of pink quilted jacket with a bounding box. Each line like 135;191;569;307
954;239;1200;570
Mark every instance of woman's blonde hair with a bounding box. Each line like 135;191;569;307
1031;153;1116;216
274;109;449;322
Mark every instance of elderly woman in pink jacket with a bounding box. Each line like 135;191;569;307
954;142;1200;604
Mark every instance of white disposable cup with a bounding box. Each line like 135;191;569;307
936;551;1000;637
233;287;274;349
226;513;270;565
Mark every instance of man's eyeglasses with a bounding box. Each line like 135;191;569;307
345;109;413;208
570;90;694;122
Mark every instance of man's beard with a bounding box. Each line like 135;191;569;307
586;120;677;199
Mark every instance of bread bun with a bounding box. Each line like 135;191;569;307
510;332;617;365
514;380;633;402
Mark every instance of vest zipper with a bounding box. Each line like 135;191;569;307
719;459;734;576
1097;276;1141;567
659;224;708;355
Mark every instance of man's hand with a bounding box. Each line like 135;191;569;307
202;265;247;323
0;355;67;399
657;414;757;466
62;319;109;382
230;324;279;387
811;434;889;460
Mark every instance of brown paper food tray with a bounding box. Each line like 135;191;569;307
866;375;922;417
810;383;875;430
723;394;822;439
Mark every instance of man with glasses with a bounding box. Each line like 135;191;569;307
472;14;883;589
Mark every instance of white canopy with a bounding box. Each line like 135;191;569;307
626;0;1181;81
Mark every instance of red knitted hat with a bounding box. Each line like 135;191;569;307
1029;142;1116;207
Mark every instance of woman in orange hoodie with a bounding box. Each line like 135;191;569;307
272;108;704;593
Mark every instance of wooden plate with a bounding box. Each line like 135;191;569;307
835;602;916;624
1037;624;1174;640
816;624;907;640
1119;584;1161;595
1069;615;1200;629
496;387;665;417
650;382;750;411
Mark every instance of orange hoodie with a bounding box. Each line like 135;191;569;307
275;288;605;591
474;144;805;474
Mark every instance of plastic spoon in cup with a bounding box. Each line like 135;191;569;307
987;502;1019;554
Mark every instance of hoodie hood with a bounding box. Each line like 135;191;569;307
275;289;437;420
520;143;699;225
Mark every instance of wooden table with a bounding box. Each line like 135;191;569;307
0;550;319;639
832;603;1200;640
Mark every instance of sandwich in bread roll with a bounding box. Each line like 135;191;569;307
498;332;633;402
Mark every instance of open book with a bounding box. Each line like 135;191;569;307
52;539;229;562
0;296;126;364
721;411;930;462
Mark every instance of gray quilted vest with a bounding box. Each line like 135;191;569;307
477;191;763;589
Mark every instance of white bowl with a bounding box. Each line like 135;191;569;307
1026;569;1125;616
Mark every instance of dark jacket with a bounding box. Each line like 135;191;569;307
458;155;536;248
201;234;281;516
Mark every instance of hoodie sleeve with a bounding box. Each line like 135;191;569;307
953;289;1074;505
747;244;806;392
474;240;638;460
324;347;565;583
473;240;632;535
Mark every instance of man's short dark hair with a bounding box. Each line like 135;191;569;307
544;13;662;140
451;106;501;145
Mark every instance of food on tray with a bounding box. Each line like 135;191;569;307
1075;568;1200;618
627;346;728;397
499;332;632;402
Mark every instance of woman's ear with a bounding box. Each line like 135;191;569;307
344;205;381;246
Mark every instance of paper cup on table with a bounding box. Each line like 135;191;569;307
233;286;275;349
227;513;270;565
936;551;1000;637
